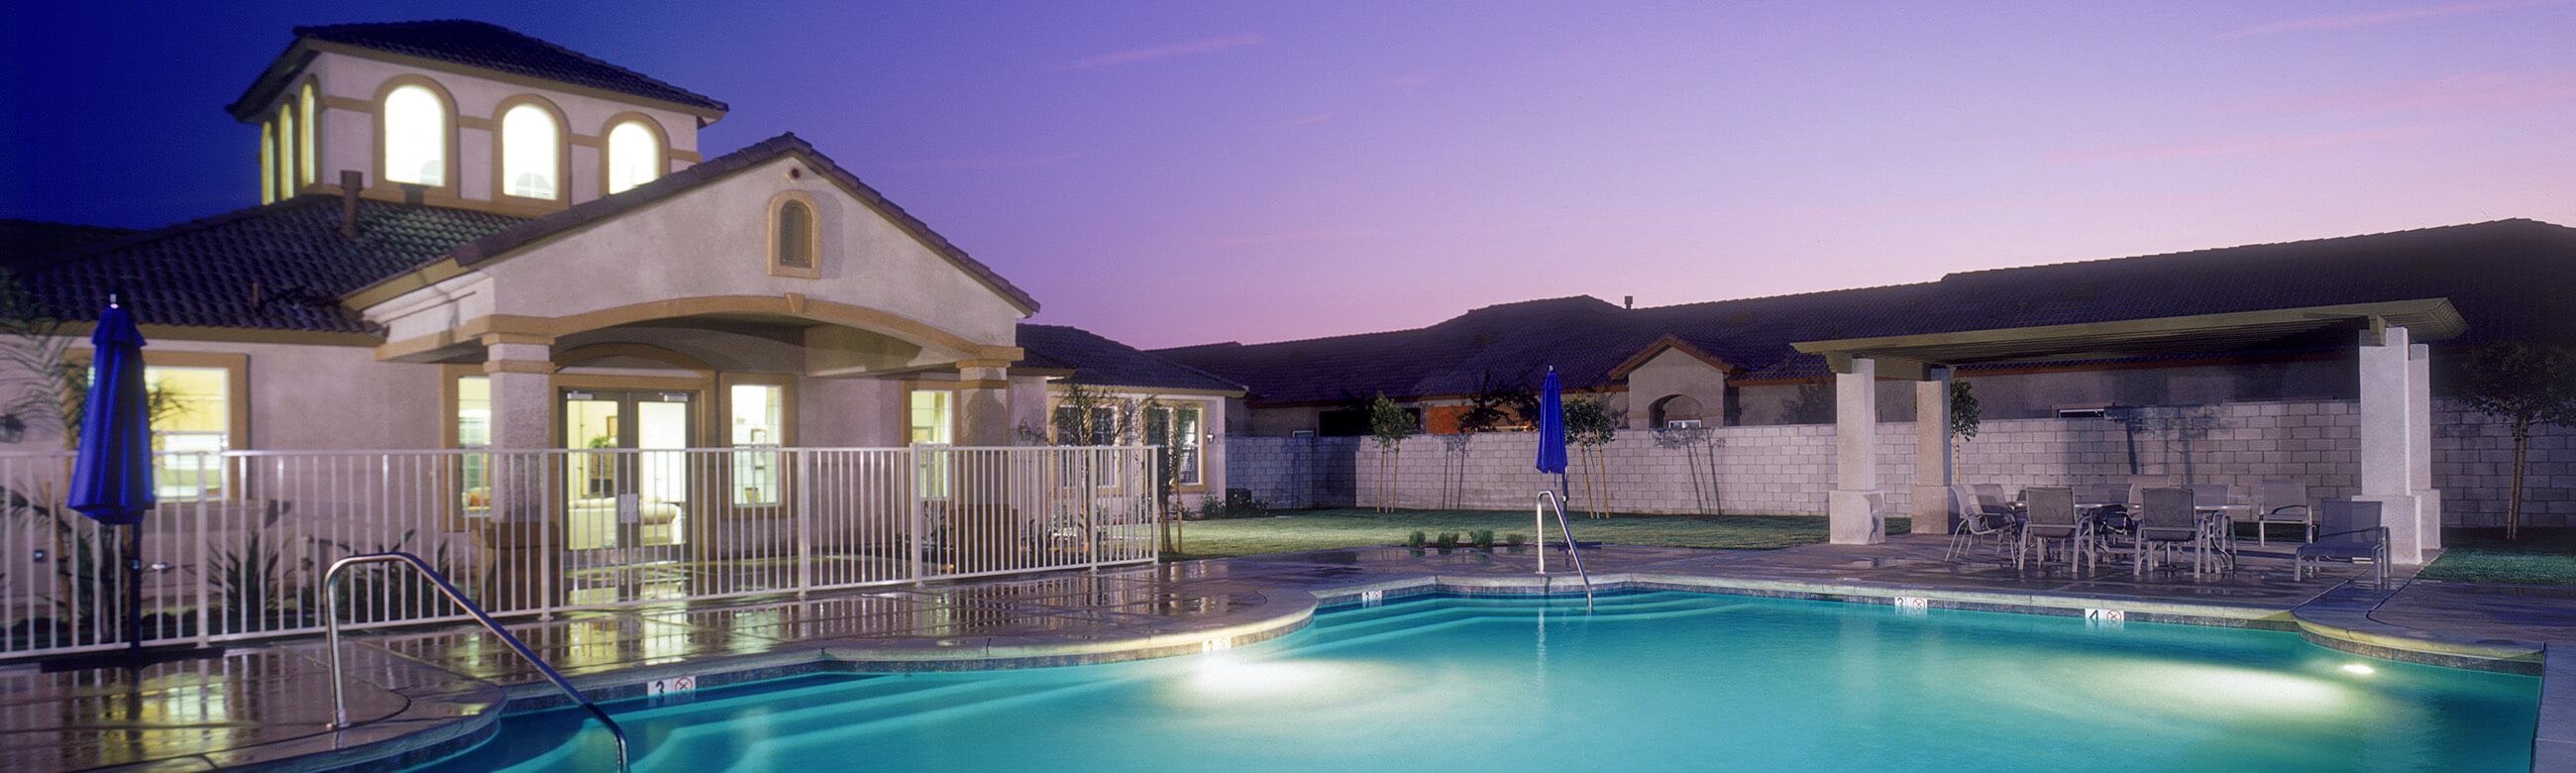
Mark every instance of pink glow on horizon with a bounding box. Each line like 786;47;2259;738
5;1;2574;351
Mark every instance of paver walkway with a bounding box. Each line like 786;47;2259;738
2;535;2568;772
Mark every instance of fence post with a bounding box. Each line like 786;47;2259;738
907;445;924;583
794;449;814;597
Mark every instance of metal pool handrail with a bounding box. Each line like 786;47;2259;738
323;552;631;773
1535;491;1595;610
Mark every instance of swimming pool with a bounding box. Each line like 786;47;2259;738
410;591;2538;772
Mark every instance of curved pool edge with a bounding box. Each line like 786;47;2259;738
307;564;2559;773
2289;580;2547;674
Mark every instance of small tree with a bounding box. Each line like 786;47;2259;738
1949;379;1980;469
1367;392;1414;512
1563;396;1618;517
2462;340;2576;540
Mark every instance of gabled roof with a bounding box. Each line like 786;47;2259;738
7;197;527;334
1017;324;1242;393
437;133;1040;315
1156;219;2576;404
231;20;726;119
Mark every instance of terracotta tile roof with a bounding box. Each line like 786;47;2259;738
8;196;525;333
447;133;1040;314
274;20;723;113
1156;219;2576;404
1017;324;1242;393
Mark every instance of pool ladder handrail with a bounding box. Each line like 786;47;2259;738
323;552;631;773
1535;491;1596;610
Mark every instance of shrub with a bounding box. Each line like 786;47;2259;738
1407;530;1428;548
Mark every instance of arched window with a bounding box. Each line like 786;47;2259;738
1651;394;1704;429
604;120;662;194
259;122;275;204
298;82;317;186
499;103;560;199
382;84;447;186
768;189;821;278
275;104;295;198
778;202;812;267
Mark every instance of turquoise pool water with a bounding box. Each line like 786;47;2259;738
412;592;2538;772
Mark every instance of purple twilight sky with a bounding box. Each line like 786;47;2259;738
6;1;2573;350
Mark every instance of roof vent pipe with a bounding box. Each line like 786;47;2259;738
339;170;363;238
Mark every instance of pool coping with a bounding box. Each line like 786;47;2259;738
280;562;2558;772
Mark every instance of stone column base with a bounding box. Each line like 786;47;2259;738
2355;494;2424;565
1909;485;1954;536
1830;490;1884;544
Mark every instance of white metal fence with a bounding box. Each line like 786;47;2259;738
0;445;1164;658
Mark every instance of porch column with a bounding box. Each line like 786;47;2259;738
953;360;1014;446
480;335;557;608
951;360;1019;569
2356;325;2435;565
1909;367;1954;535
1830;356;1883;544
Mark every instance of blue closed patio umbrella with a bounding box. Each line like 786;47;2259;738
1536;367;1566;491
67;300;154;651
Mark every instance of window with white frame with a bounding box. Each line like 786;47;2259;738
456;376;490;516
910;389;951;497
1143;403;1203;487
731;384;784;505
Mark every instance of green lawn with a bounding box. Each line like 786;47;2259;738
2415;528;2576;586
1165;507;1913;560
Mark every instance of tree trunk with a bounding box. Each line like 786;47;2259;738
2510;417;2531;540
1390;449;1400;512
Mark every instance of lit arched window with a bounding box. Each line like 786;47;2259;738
768;189;821;278
275;104;296;198
260;122;276;204
1651;394;1704;429
298;83;317;185
500;104;560;199
605;120;661;194
383;84;447;186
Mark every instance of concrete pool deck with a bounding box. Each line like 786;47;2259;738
4;534;2571;772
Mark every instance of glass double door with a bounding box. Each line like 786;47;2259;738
562;388;695;565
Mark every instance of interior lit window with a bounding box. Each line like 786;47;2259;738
299;84;317;185
731;384;784;505
605;120;660;193
260;123;275;204
275;104;296;198
147;367;230;498
1145;404;1204;486
911;389;952;497
457;376;490;515
383;84;446;186
500;104;559;199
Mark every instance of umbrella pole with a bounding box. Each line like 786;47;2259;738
124;522;143;652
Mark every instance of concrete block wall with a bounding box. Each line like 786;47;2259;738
1224;397;2576;527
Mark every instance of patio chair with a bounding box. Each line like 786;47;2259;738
1972;484;2024;532
2078;483;2131;533
1945;486;2010;561
2017;487;2094;571
2252;479;2311;546
2297;499;2388;584
2133;487;2208;577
